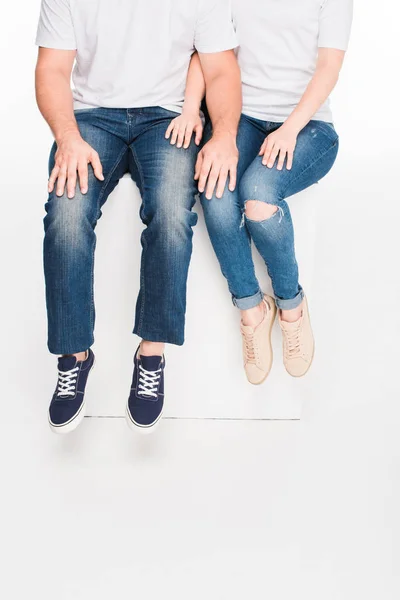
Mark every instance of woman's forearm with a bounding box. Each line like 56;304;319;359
182;52;206;114
285;48;345;133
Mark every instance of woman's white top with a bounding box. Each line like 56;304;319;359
233;0;353;123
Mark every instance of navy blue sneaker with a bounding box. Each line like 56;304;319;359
126;348;165;433
48;350;95;434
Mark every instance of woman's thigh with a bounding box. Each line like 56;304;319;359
240;120;339;206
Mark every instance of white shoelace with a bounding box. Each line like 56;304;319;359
57;367;79;397
138;365;162;399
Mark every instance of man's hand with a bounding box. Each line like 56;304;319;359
48;132;104;199
259;124;299;171
195;133;238;200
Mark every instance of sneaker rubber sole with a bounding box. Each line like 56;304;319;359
125;405;163;435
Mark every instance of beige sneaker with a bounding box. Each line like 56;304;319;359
241;295;277;385
279;296;315;378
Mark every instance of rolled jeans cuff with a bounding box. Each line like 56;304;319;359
274;288;304;311
232;290;264;310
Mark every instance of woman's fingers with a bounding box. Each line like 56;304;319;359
183;125;193;149
267;144;280;169
165;120;175;140
170;125;180;146
262;138;275;166
276;148;287;171
194;123;203;146
177;125;187;149
259;139;268;156
286;150;294;171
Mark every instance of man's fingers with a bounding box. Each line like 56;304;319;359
177;126;186;149
194;124;203;146
90;152;104;181
286;151;294;171
67;161;78;199
48;164;60;193
215;168;229;199
78;160;89;194
197;158;213;194
205;164;221;200
194;152;203;181
277;148;287;171
228;162;238;192
56;164;67;196
165;121;175;140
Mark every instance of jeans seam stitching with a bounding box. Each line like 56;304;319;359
89;146;128;337
129;145;146;334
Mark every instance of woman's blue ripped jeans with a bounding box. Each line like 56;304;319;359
200;114;339;311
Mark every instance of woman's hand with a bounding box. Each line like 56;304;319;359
165;110;204;149
259;124;299;171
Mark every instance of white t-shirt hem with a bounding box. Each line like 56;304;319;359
196;42;238;54
242;107;334;124
35;37;77;51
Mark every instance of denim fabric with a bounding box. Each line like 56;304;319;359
44;107;198;354
200;115;339;311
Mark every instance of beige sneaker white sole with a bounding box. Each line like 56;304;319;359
279;295;315;378
241;294;277;385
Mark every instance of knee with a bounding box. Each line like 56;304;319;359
239;175;280;222
202;190;240;227
44;191;97;239
245;200;278;222
146;200;198;243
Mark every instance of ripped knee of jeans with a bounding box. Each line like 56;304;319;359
245;200;283;223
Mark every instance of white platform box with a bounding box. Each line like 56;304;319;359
89;176;319;421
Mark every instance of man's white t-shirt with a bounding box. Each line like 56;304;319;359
36;0;237;112
233;0;353;123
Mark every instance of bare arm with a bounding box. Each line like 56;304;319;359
182;52;206;116
260;48;345;171
195;50;242;199
35;47;103;198
165;52;205;148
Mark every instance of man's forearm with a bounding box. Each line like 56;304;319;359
35;68;80;143
205;69;242;138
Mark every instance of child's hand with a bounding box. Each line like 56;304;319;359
165;111;204;149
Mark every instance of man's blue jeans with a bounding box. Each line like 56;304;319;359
201;115;339;311
44;107;198;355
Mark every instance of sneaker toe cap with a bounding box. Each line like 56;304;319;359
245;364;268;385
285;357;311;378
127;397;163;427
49;399;83;426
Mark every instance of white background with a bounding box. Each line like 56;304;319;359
1;1;400;598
